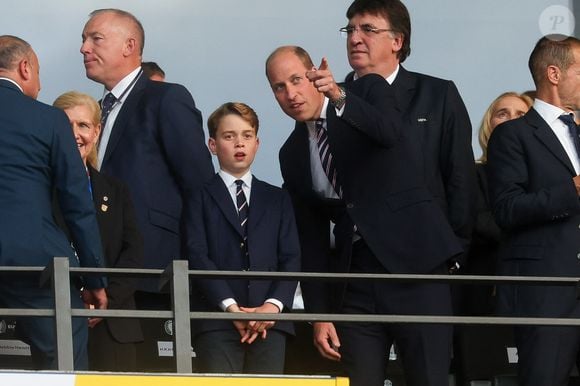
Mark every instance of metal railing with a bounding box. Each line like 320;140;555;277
1;257;580;372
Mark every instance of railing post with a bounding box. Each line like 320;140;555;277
167;260;192;373
45;257;74;371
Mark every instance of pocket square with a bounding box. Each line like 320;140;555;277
417;117;428;123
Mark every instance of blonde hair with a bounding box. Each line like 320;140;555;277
53;91;101;168
478;92;533;163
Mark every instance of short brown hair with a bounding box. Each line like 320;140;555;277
346;0;411;62
207;102;259;139
528;35;580;87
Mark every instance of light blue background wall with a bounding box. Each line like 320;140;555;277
2;1;576;185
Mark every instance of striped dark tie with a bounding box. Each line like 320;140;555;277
315;119;342;197
235;180;249;269
559;114;580;162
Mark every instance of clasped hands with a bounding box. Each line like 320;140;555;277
227;302;279;344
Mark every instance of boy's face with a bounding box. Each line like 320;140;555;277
208;114;259;178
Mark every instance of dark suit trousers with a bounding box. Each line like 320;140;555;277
195;328;286;374
88;321;137;371
336;240;452;386
0;276;88;370
515;324;580;386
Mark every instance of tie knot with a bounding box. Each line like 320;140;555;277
559;114;577;128
235;179;244;188
315;119;325;132
102;92;116;106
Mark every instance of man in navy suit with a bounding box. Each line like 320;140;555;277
0;35;107;370
267;45;462;386
487;35;580;386
343;0;476;263
185;102;300;373
80;9;214;303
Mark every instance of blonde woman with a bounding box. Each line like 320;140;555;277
461;92;532;315
53;91;143;371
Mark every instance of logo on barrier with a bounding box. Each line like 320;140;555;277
0;320;6;335
164;319;173;336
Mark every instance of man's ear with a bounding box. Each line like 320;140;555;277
208;137;217;154
391;33;403;54
18;58;31;81
123;37;137;57
546;64;561;85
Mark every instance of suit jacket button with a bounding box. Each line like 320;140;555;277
577;253;580;260
240;242;245;249
346;203;354;209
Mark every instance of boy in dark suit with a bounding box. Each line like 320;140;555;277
185;102;301;374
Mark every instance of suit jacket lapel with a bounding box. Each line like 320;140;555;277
529;108;577;175
207;174;244;237
88;166;110;214
391;66;417;113
247;177;268;232
283;122;313;197
102;75;147;165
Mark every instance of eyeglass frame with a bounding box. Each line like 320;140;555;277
339;25;395;38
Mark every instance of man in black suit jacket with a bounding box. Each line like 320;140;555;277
267;45;462;386
487;35;580;386
343;0;476;261
80;9;214;301
0;35;106;370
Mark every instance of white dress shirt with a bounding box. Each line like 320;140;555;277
534;99;580;175
97;66;142;168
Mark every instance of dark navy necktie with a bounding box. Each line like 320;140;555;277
235;180;249;269
315;119;342;197
559;114;580;161
100;92;117;127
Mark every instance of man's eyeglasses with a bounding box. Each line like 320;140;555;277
339;25;394;38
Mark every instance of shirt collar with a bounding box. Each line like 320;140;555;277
352;64;400;85
533;98;571;126
0;77;23;92
103;66;141;101
306;97;330;133
218;169;252;188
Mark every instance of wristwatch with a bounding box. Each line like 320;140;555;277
331;86;346;110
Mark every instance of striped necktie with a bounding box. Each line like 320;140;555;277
559;114;580;161
235;180;249;269
315;119;342;197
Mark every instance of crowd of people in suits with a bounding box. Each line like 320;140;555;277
0;1;579;385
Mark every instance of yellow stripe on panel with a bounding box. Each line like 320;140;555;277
76;374;349;386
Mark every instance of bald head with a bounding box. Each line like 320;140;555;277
0;35;41;98
89;9;145;55
81;9;145;90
